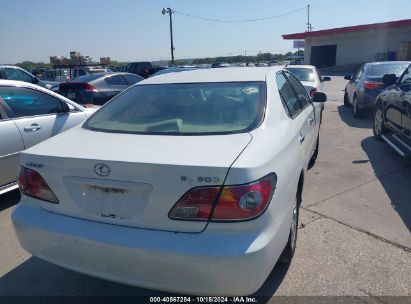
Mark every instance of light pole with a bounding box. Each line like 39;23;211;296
162;7;175;66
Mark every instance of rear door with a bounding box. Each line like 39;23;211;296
276;72;315;168
285;72;317;163
104;74;129;97
0;100;25;186
347;65;365;102
0;86;86;149
398;66;411;140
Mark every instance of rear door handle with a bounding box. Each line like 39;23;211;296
24;123;41;132
308;117;314;124
299;133;305;143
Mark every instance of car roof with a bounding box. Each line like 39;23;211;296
141;67;283;84
0;79;84;110
284;65;315;69
365;61;411;66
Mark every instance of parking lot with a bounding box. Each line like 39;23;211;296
0;76;410;299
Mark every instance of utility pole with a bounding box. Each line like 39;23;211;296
306;4;312;32
162;7;175;66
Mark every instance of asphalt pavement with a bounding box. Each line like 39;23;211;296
0;76;410;300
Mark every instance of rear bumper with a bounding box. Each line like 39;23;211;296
357;90;380;109
12;202;290;296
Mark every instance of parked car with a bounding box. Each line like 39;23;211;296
211;62;231;68
285;65;331;97
373;64;411;157
0;80;95;195
0;66;57;90
150;66;198;77
59;72;144;106
12;67;326;296
124;62;163;78
343;61;410;118
70;66;112;80
285;65;330;117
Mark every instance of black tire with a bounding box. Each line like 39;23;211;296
352;95;363;118
279;197;299;264
343;92;351;107
373;102;387;140
308;135;319;169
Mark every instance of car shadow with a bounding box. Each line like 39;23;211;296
0;189;20;212
361;136;411;232
337;105;372;129
0;255;288;298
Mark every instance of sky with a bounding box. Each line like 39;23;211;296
1;0;411;64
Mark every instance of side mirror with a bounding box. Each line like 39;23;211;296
312;92;327;103
32;77;39;84
382;74;397;86
344;75;352;81
322;76;331;82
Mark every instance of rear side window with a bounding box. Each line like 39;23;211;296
285;68;315;82
276;73;301;117
285;72;311;109
84;81;266;135
124;74;144;85
3;68;33;83
0;87;65;118
106;75;128;85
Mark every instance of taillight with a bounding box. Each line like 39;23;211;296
169;174;276;221
309;88;317;97
363;81;383;90
18;167;59;203
84;83;100;92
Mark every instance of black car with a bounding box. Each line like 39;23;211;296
373;64;411;157
59;72;144;106
343;61;410;118
124;62;163;78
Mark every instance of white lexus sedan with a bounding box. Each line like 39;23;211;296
12;67;326;296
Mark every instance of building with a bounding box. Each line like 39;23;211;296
282;19;411;68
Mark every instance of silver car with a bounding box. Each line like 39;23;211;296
0;80;95;194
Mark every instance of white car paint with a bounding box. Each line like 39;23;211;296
12;67;323;295
0;80;95;193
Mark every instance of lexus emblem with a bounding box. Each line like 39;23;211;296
94;164;110;176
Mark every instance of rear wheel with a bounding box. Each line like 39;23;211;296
343;92;351;107
279;197;299;263
373;102;387;140
352;96;363;118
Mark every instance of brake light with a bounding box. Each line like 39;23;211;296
169;174;276;221
18;167;59;203
309;88;317;97
363;81;383;90
84;83;100;92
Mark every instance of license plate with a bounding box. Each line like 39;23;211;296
67;92;76;99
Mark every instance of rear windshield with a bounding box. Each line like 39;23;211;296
285;68;315;82
368;63;409;77
84;82;266;135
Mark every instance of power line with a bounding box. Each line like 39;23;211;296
173;6;308;23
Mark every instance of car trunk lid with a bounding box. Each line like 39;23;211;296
22;128;252;232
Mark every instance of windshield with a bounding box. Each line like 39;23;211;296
285;68;315;82
368;63;409;77
84;81;266;135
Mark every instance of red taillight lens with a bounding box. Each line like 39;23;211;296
169;174;276;221
169;187;220;220
18;167;59;203
309;88;317;97
363;81;383;90
84;83;100;92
